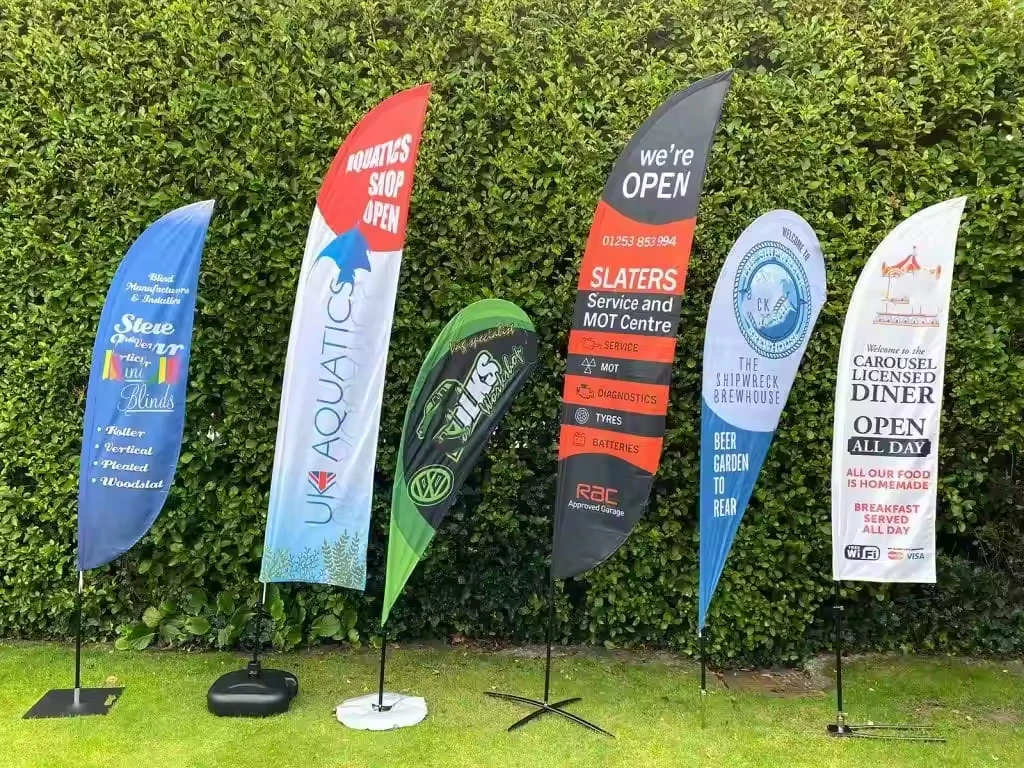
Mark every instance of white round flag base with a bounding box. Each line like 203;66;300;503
336;692;427;730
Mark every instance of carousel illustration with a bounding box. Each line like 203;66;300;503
873;247;943;327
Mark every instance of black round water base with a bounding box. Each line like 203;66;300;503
208;666;298;717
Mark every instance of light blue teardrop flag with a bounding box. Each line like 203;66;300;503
698;210;826;630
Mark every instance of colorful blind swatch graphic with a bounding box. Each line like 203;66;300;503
149;356;180;384
101;352;180;384
102;350;124;381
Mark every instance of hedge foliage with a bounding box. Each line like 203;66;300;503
1;0;1022;664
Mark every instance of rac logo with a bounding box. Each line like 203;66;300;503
577;483;618;505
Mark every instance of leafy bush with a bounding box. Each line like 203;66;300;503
1;0;1021;664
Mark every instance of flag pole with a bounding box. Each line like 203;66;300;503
376;630;390;712
699;628;707;729
483;568;613;736
833;580;845;728
73;570;84;704
249;583;268;670
23;567;124;718
542;568;554;704
375;572;392;713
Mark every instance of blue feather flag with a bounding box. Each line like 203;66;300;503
77;200;214;570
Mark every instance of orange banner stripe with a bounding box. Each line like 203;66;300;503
577;202;696;294
562;374;669;416
566;330;678;364
558;425;663;474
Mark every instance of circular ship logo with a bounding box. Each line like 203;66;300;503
732;240;812;359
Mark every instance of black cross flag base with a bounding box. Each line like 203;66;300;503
827;716;945;742
485;575;614;737
484;691;614;737
23;687;123;719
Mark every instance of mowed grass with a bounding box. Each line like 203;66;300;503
0;641;1021;768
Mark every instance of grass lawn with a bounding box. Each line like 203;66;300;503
1;641;1021;767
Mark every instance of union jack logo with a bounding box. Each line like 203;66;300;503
307;471;336;495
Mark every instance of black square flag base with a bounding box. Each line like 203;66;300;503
23;687;123;719
827;717;945;742
484;691;614;737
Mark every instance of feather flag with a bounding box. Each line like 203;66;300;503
260;85;432;590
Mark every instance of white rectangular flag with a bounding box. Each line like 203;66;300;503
832;197;966;582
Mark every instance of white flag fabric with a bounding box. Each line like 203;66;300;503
260;85;431;589
831;197;967;582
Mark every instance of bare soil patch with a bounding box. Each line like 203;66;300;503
714;666;831;697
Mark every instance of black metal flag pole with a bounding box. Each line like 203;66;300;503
828;580;848;735
699;630;707;729
375;630;391;712
543;588;553;704
23;570;123;719
73;571;83;696
484;570;613;736
245;583;268;672
371;568;394;713
826;581;943;742
254;584;267;665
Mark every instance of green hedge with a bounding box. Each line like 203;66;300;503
1;0;1022;664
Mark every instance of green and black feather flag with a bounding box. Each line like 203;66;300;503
382;299;538;624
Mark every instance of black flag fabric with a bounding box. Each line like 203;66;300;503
551;71;732;579
382;299;538;623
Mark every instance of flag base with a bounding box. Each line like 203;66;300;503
336;692;427;730
485;575;612;737
25;572;123;719
827;588;943;743
207;661;298;717
23;687;123;719
827;715;944;742
484;691;613;736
